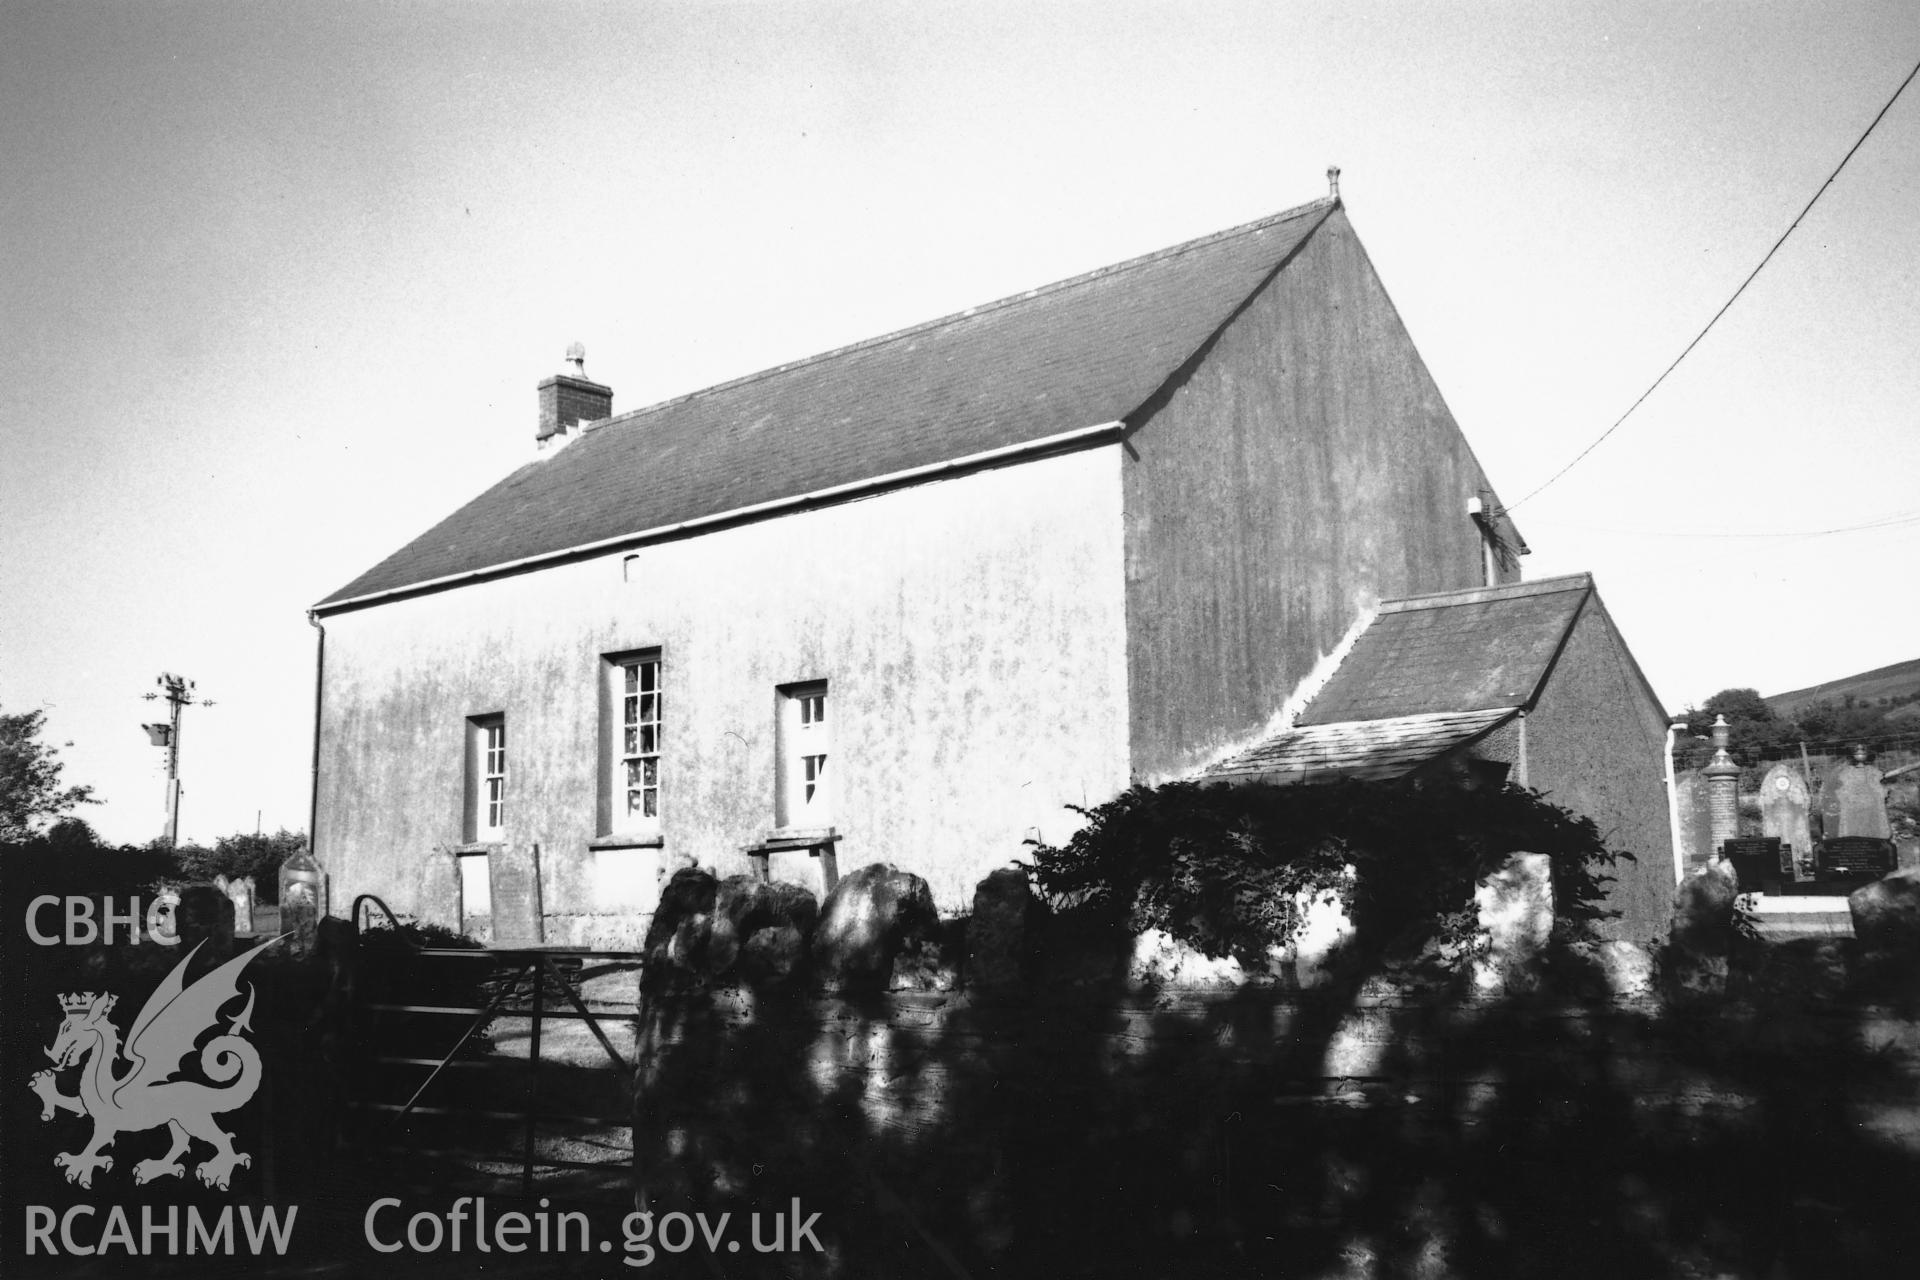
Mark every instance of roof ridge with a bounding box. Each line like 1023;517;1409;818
1290;708;1521;729
1378;572;1593;612
586;196;1339;432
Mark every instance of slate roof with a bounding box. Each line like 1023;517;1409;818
1204;709;1517;784
318;198;1339;608
1298;576;1594;726
1203;575;1605;785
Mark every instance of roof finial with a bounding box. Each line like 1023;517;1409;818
1327;166;1341;202
564;341;587;380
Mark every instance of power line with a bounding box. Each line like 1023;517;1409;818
1505;53;1920;515
1527;505;1920;540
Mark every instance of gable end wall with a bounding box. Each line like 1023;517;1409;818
1511;603;1674;942
1122;208;1511;780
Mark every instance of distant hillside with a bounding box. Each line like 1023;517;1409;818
1766;657;1920;720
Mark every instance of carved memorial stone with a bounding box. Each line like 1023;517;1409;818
488;842;545;947
1675;772;1714;868
1823;747;1892;839
214;875;255;934
1818;836;1897;881
1722;837;1783;893
1759;763;1812;881
278;849;323;951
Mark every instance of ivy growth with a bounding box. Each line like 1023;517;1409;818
1025;778;1626;964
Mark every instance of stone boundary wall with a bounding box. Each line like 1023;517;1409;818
627;860;1920;1277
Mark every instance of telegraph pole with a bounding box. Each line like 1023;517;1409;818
142;672;212;848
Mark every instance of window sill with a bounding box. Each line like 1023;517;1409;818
588;833;665;850
450;841;503;855
751;826;840;854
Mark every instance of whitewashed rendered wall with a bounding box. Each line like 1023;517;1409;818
315;445;1131;943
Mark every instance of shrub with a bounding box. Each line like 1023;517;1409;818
1025;778;1624;964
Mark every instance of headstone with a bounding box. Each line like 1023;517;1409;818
1704;717;1742;853
213;874;256;934
487;843;544;947
1759;763;1812;880
1675;772;1714;868
1722;837;1784;893
1823;747;1892;839
1817;836;1897;882
278;848;324;950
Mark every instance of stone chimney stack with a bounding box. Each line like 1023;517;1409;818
536;342;613;452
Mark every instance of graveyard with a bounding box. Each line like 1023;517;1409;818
1673;721;1918;940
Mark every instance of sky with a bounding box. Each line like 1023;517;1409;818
2;1;1916;848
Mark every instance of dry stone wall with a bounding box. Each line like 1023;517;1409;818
629;859;1920;1278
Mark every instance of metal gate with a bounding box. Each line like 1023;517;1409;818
345;894;644;1197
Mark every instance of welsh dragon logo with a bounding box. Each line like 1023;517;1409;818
29;940;277;1191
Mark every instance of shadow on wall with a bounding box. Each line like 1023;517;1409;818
632;861;1920;1280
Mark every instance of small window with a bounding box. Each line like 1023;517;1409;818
776;680;830;828
600;650;664;837
465;713;506;842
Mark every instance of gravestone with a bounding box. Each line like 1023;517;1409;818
1723;837;1783;893
213;874;256;934
1823;747;1892;839
1818;836;1897;882
1759;763;1812;880
488;843;545;947
278;849;324;951
1675;772;1714;868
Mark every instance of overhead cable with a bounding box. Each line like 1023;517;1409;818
1527;505;1920;540
1505;53;1920;514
